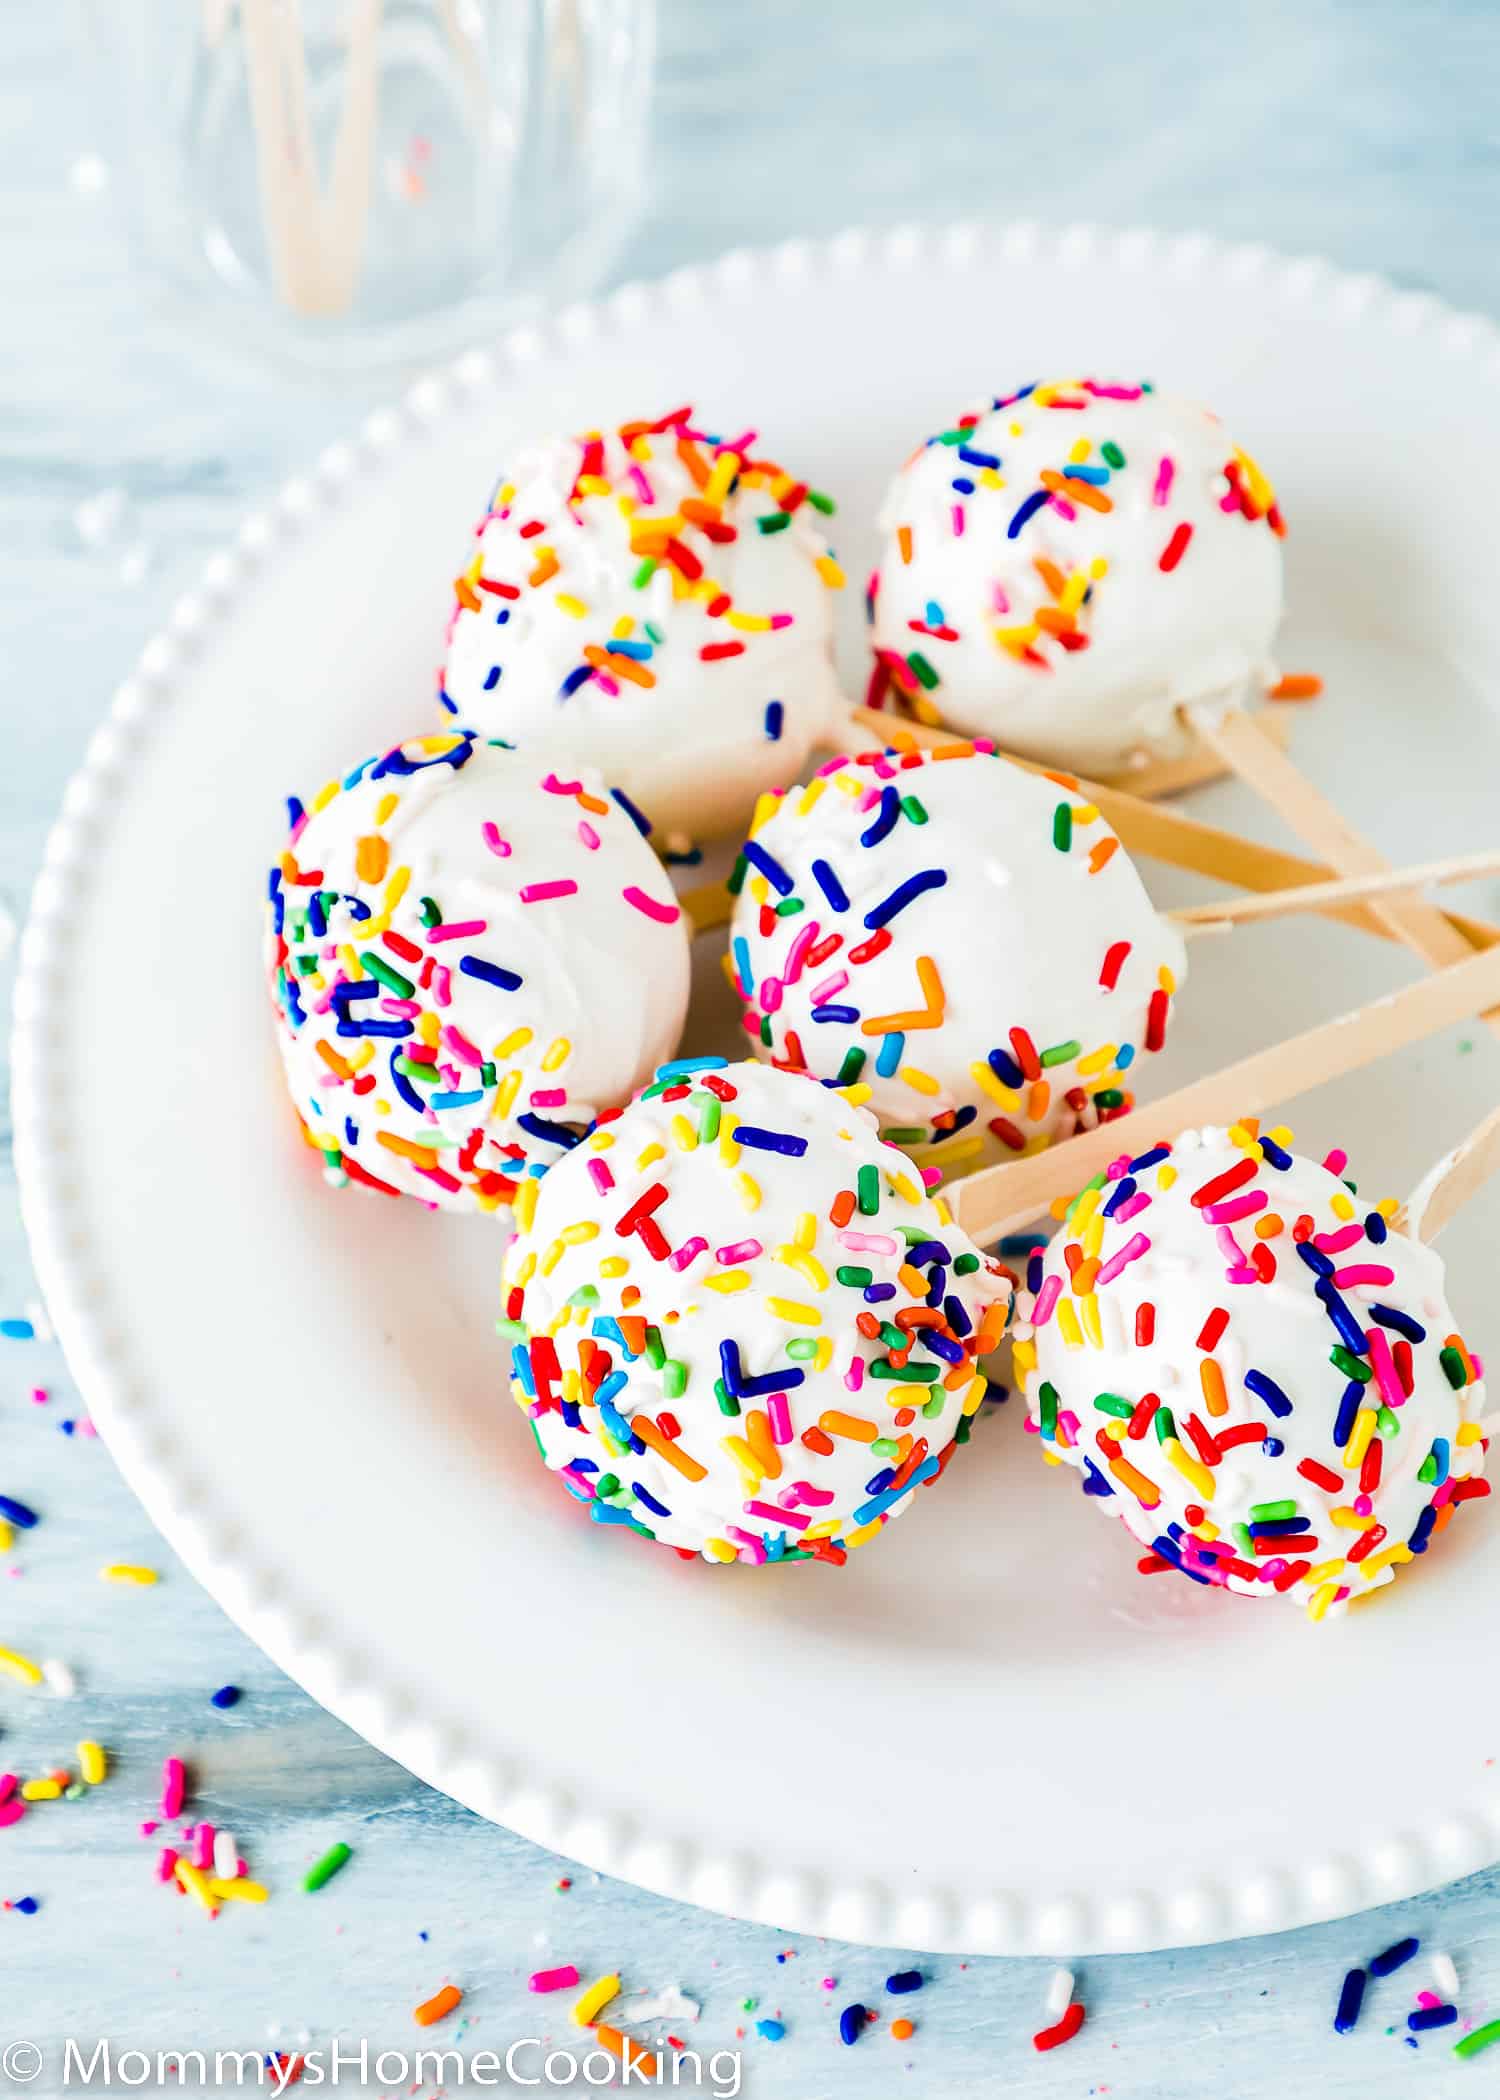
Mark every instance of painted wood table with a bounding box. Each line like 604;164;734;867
4;4;1500;2093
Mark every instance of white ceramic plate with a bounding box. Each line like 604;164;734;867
16;222;1500;1957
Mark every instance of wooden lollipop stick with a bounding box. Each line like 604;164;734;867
846;706;1500;952
1169;846;1500;931
948;938;1500;1246
1401;1104;1500;1245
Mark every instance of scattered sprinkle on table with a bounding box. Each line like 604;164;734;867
100;1564;158;1585
886;1969;922;1995
1455;2018;1500;2060
1033;2001;1086;2052
573;1973;621;2027
838;2003;867;2046
1334;1967;1367;2034
413;1985;463;2027
303;1841;352;1892
891;2018;915;2042
755;2019;785;2043
210;1684;242;1710
528;1965;580;1994
1370;1936;1420;1977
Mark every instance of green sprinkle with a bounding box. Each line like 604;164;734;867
954;1415;973;1446
1441;1345;1469;1389
882;1126;927;1145
495;1317;527;1341
785;1338;820;1361
757;511;792;534
920;1392;946;1418
1154;1406;1177;1445
1249;1499;1297;1522
953;1252;980;1275
1454;2018;1500;2059
1053;803;1072;852
807;489;836;515
1038;1381;1059;1438
1065;1173;1109;1223
364;952;415;998
900;795;929;825
418;895;442;927
479;1061;497;1087
878;1321;906;1351
713;1380;740;1417
905;650;940;691
644;1325;666;1370
394;1057;439;1086
836;1047;867;1085
774;896;805;917
304;1842;353;1893
644;621;666;645
836;1266;873;1288
871;1437;901;1459
1094;1393;1134;1419
663;1360;687;1399
631;557;657;589
1417;1453;1438;1484
595;1473;620;1499
759;1015;773;1047
1093;1089;1126;1109
1040;1038;1083;1069
1101;441;1126;468
698;1093;721;1143
726;852;749;896
1331;1346;1371;1383
857;1165;880;1216
1232;1522;1254;1557
869;1360;937;1383
1376;1405;1401;1438
565;1286;598;1310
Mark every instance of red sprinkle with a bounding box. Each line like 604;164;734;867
1099;939;1132;991
1158;521;1193;572
1134;1303;1155;1347
1145;989;1169;1053
1033;2003;1086;2053
1196;1307;1230;1351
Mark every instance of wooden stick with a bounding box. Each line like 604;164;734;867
948;939;1500;1246
321;0;385;315
847;706;1500;954
1402;1105;1500;1245
1169;846;1500;930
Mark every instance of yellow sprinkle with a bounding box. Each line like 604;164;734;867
1330;1191;1355;1221
610;615;635;640
838;1082;873;1109
78;1741;107;1786
777;1247;829;1290
493;1069;523;1121
1328;1505;1369;1530
310;779;340;814
1011;1337;1038;1380
1076;1044;1118;1079
815;555;846;589
1069;1187;1102;1235
718;1115;741;1166
970;1060;1020;1112
898;1065;941;1096
541;1037;571;1074
1157;965;1176;995
513;1179;539;1235
669;1114;698;1153
766;1297;821;1326
509;1250;537;1288
1056;1300;1084;1349
1157;1163;1178;1190
1306;1583;1340;1623
1078;1294;1104;1349
1358;1543;1414;1580
0;1521;11;1553
554;593;589;618
1344;1407;1377;1471
175;1858;219;1915
1457;1422;1485;1444
703;1538;738;1564
1303;1557;1348;1586
383;865;411;915
21;1779;61;1801
373;791;399;825
599;1256;629;1278
1082;1214;1105;1260
961;1374;988;1417
736;1171;761;1213
1164;1437;1215;1502
573;1974;621;2028
417;1008;441;1048
208;1878;269;1903
494;1026;533;1059
704;1269;750;1294
793;1211;817;1251
890;1170;922;1204
101;1565;158;1586
811;1337;833;1372
843;1518;884;1550
1089;555;1109;580
796;779;827;818
721;1437;766;1490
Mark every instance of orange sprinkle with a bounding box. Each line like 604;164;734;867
897;524;913;564
800;1426;836;1456
1040;468;1113;514
1267;672;1323;702
819;1411;879;1444
354;834;389;884
376;1131;440;1166
1253;1213;1284;1239
1028;1079;1051;1122
1040;768;1082;792
583;643;655;689
891;2019;915;2042
1087;837;1119;875
860;955;946;1037
931;740;978;760
453;575;482;614
1034;605;1076;637
414;1985;463;2027
314;1040;354;1081
745;1409;782;1481
631;1415;707;1482
1200;1358;1229;1418
596;2027;658;2079
528;549;559;588
1107;1450;1161;1508
1033;555;1068;599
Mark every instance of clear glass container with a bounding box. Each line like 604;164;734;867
78;0;654;371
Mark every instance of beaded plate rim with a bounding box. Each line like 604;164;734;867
12;218;1500;1957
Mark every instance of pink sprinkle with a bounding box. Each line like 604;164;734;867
1314;1224;1365;1254
1113;1191;1151;1223
809;970;850;1005
530;1966;581;1994
1201;1191;1267;1226
784;1481;835;1509
541;773;585;796
715;1240;762;1264
760;977;785;1015
443;1025;484;1067
1215;1227;1248;1266
1095;1233;1151;1287
1416;1990;1442;2011
587;1158;614;1196
747;1499;808;1530
951;503;966;537
161;1757;185;1822
726;1527;767;1566
427;918;488;943
592;669;621;697
991;583;1011;615
0;1798;25;1830
139;1820;158;1837
1032;1274;1063;1327
627;464;654;505
844;1356;865;1393
668;1237;708;1273
156;1846;178;1883
767;1393;793;1444
1354;1493;1374;1517
1152;456;1175;507
1332;1265;1395;1289
1048;492;1078;522
1057;1409;1081;1446
430;962;452;1008
782;920;821;986
481;821;511;858
839;1231;897;1255
0;1775;14;1807
578;821;600;851
919;1167;943;1188
529;1089;567;1109
195;1823;215;1872
622;886;681;925
519;880;579;904
30;1389;46;1405
1225;1266;1260;1285
769;613;794;631
1322;1148;1349;1175
1366;1325;1406;1408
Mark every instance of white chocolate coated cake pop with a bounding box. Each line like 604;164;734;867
728;739;1187;1186
267;733;690;1211
1013;1123;1490;1619
500;1058;1012;1564
441;407;849;839
869;380;1284;773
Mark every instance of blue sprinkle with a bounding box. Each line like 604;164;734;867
875;1030;905;1078
1408;1506;1437;1554
210;1685;242;1710
607;638;653;661
430;1089;484;1110
838;2004;868;2047
1409;2004;1457;2032
1370;1303;1426;1343
1369;1936;1420;1977
1115;1042;1136;1070
731;935;754;998
860;786;901;849
812;1005;860;1025
1332;1381;1363;1448
632;1482;671;1519
1247;1515;1311;1538
1260;1137;1294;1169
1365;1210;1388;1244
389;1047;427;1115
1;1321;37;1342
810;858;849;912
483;665;501;690
1294;1241;1336;1279
11;1897;38;1916
517;1113;582;1150
1429;1437;1451;1487
732;1125;808;1157
864;868;947;929
1333;1968;1366;2034
0;1497;39;1530
764;700;784;741
1261;1435;1286;1457
1316;1278;1369;1356
1064;462;1110;485
610;787;652;837
559;664;593;698
987;1047;1024;1091
886;1970;923;1995
459;955;523;992
957;446;1000;470
743;841;795;897
1101;1175;1138;1219
755;2020;785;2043
1243;1368;1293;1419
1007;488;1050;539
655;1056;729;1079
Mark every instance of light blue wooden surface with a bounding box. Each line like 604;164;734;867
4;5;1500;2092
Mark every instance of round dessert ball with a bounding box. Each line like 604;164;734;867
441;406;850;840
266;731;691;1212
869;379;1285;774
500;1058;1013;1564
728;740;1187;1187
1014;1123;1490;1618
